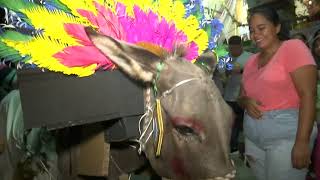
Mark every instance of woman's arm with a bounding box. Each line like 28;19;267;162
237;84;262;119
290;65;317;169
237;84;249;109
237;84;245;108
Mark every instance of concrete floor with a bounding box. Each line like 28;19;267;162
230;153;256;180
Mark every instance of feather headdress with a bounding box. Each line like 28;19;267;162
0;0;223;77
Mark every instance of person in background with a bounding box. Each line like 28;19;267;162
239;6;318;180
223;36;252;153
212;68;225;96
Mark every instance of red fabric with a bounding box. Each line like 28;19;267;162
242;40;316;111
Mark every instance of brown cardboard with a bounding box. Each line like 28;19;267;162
74;124;110;177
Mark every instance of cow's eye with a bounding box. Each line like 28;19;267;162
175;125;196;136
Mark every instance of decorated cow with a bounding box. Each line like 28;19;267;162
0;0;235;179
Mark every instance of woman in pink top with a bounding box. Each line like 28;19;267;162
238;7;318;180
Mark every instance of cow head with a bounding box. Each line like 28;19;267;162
86;28;235;180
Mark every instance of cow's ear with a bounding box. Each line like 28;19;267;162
195;51;217;75
85;27;161;82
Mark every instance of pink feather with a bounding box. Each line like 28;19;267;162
57;1;199;70
53;46;113;68
77;9;98;26
77;2;126;40
94;2;125;39
64;24;93;46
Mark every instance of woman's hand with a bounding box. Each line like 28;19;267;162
240;96;263;119
291;140;311;169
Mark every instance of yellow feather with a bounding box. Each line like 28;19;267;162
22;7;83;46
4;38;96;77
151;0;208;56
59;0;117;21
98;0;116;13
7;0;208;76
58;0;98;21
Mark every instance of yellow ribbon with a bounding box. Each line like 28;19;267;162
155;98;164;157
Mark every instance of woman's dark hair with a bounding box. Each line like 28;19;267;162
248;6;289;40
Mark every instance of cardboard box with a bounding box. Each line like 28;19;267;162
75;124;110;177
17;68;144;130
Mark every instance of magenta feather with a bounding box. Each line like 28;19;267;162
56;1;199;69
117;4;197;60
185;41;198;60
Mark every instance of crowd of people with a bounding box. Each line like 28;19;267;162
213;5;320;180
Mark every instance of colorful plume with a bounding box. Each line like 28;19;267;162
0;0;222;77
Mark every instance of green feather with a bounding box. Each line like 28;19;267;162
0;30;31;63
47;0;72;13
0;41;29;63
0;0;41;25
1;30;32;41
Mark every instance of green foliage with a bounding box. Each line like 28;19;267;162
214;44;228;57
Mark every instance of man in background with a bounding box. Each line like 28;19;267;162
223;36;252;153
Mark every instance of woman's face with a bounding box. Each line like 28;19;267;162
249;13;280;50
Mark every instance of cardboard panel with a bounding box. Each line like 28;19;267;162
75;124;110;177
17;68;144;129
